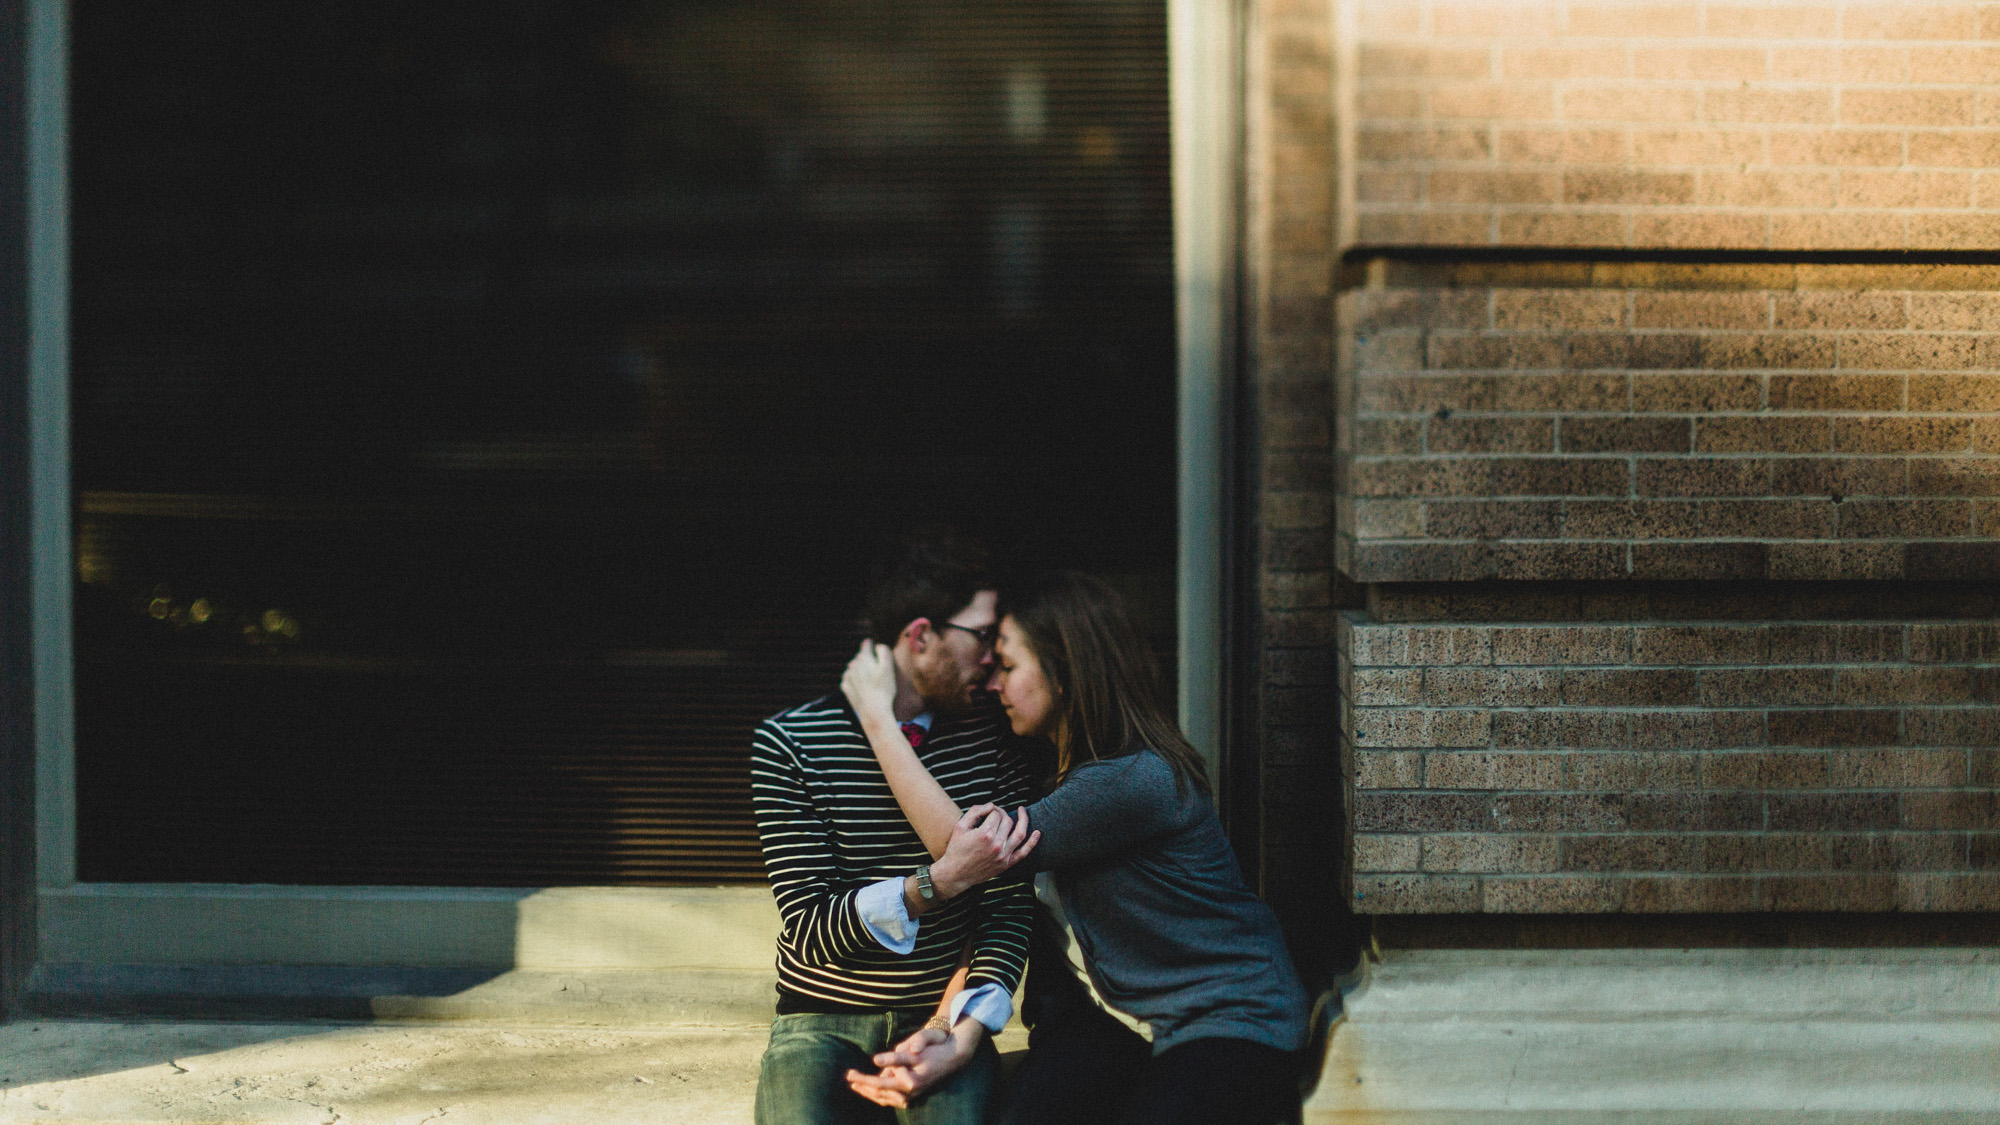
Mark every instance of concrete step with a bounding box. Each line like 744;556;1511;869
1305;949;2000;1124
0;1020;769;1124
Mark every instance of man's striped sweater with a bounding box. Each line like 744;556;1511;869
749;692;1036;1011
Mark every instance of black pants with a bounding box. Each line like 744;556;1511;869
1000;1002;1299;1125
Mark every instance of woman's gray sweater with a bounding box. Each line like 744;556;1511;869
1015;748;1309;1055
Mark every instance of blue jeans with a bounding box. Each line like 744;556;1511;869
755;1010;1001;1125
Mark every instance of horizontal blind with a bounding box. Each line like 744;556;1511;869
72;0;1174;885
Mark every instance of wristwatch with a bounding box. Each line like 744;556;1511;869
914;865;936;901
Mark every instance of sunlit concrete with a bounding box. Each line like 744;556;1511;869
1305;949;2000;1124
0;1020;766;1124
40;885;779;970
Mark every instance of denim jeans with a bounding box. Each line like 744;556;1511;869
754;1009;1001;1125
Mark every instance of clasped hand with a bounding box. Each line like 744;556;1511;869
846;1022;980;1108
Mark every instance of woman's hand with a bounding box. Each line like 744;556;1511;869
841;640;899;726
845;1021;983;1108
929;804;1038;897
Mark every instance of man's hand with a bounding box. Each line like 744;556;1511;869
845;1021;984;1109
928;804;1038;899
841;641;899;726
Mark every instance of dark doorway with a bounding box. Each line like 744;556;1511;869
70;0;1176;884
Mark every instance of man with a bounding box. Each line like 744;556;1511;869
750;534;1038;1123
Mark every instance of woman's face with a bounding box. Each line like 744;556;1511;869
988;615;1058;739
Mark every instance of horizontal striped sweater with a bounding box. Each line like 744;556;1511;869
749;692;1036;1011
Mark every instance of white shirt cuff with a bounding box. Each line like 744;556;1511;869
856;875;918;954
949;982;1014;1034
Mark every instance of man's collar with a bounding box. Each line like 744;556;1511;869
905;711;934;732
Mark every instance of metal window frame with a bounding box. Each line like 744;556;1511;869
22;0;1241;967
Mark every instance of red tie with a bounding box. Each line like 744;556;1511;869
901;722;927;750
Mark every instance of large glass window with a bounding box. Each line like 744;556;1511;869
72;0;1174;884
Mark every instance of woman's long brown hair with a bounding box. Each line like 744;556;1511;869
999;570;1211;795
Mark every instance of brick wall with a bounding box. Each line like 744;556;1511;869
1353;0;2000;249
1337;262;2000;584
1245;0;1359;973
1341;609;2000;913
1315;2;2000;921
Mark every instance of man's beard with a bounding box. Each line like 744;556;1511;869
911;660;978;717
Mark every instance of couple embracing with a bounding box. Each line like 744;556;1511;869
750;535;1307;1125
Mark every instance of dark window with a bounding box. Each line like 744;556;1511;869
72;0;1175;885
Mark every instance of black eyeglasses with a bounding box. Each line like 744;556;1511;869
936;622;998;647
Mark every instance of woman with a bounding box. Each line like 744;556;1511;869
841;570;1308;1125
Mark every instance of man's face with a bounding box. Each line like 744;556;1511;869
908;589;999;716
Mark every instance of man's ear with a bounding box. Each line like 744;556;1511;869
902;618;931;650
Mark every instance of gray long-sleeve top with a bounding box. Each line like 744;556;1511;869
1015;748;1309;1054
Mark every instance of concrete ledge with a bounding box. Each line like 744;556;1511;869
1306;949;2000;1124
38;884;780;970
25;966;780;1026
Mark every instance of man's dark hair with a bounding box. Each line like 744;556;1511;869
863;529;992;645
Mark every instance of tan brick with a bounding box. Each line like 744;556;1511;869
1830;747;1969;787
1701;333;1835;369
1766;128;1906;166
1770;457;1908;497
1490;625;1632;665
1841;171;1975;209
1770;211;1912;250
1909;130;2000;169
1699;668;1839;708
1768;541;1905;579
1769;46;1911;83
1358;45;1493;80
1356;84;1424;120
1425;750;1563;790
1565;3;1698;36
1352;833;1422;873
1356;209;1493;245
1348;623;1495;667
1352;498;1425;538
1628;127;1762;166
1420;666;1560;707
1909;214;2000;249
1624;876;1759;912
1768;374;1904;410
1633;374;1763;411
1631;710;1765;751
1844;4;1979;41
1497;211;1629;246
1419;833;1559;873
1264;491;1333;529
1427;415;1556;453
1558;416;1690;454
1357;170;1424;204
1636;458;1772;497
1354;750;1425;789
1771;291;1909;330
1431;1;1561;37
1840;89;1977;128
1481;875;1624;912
1908;291;2000;330
1908;375;2000;411
1841;498;1972;538
1769;623;1905;664
1706;3;1839;39
1629;211;1770;249
1768;709;1901;748
1696;416;1833;453
1350;874;1480;913
1501;45;1628;80
1765;874;1897;912
1491;289;1626;331
1634;46;1768;82
1896;874;2000;912
1422;498;1562;539
1632;290;1769;330
1634;625;1770;666
1496;127;1628;164
1358;126;1494;162
1563;169;1697;206
1834;417;1971;454
1840;669;1975;707
1564;751;1703;790
1562;86;1699;124
1563;834;1701;873
1703;86;1833;125
1430;82;1557;122
1562;668;1699;707
1908;623;2000;663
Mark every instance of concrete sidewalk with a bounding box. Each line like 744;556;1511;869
0;1020;769;1124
